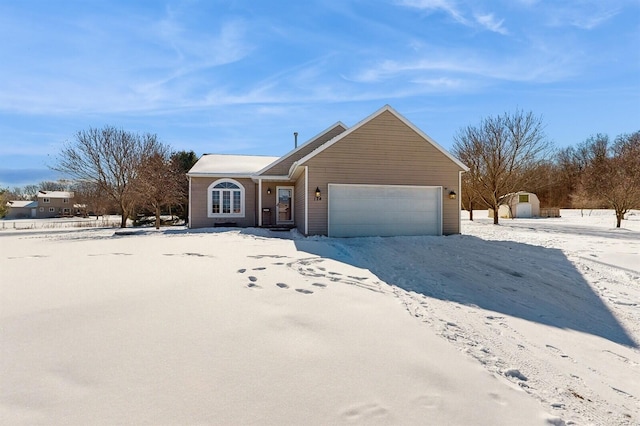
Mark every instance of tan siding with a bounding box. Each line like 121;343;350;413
259;125;346;176
190;177;258;228
258;181;291;226
304;110;463;235
294;169;307;234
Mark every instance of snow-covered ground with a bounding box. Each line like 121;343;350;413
1;210;638;425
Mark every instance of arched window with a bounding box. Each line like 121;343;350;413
208;179;245;218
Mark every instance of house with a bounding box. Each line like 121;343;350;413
188;105;468;237
489;191;541;219
4;200;38;219
36;191;74;218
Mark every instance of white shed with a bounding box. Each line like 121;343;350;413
489;192;540;218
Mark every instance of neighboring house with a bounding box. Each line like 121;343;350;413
489;191;541;219
188;105;469;237
4;200;38;219
36;191;74;218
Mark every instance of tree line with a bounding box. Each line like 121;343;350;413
1;126;198;228
2;115;638;228
453;110;639;227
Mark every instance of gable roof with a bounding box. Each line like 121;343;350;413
188;154;280;177
38;191;73;199
7;200;38;208
188;105;468;180
256;122;347;177
290;105;469;175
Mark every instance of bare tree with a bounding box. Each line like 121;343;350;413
575;131;640;227
39;180;67;191
53;126;164;228
23;185;40;200
71;180;111;218
453;110;553;224
460;172;486;220
132;145;183;229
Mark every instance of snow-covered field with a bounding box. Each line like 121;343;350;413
1;210;638;425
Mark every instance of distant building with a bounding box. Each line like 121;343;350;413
4;200;38;219
489;191;541;219
35;191;74;218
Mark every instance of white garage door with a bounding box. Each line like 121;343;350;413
328;184;442;237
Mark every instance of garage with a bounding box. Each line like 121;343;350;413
328;184;442;237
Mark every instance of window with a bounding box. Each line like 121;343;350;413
518;194;529;203
43;198;50;203
49;207;55;212
39;207;44;212
63;198;69;203
208;179;245;218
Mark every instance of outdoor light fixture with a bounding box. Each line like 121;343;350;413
267;187;272;195
315;187;322;200
449;190;457;200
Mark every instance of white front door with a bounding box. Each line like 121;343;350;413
276;187;294;224
516;203;532;218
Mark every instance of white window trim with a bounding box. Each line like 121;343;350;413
207;178;245;218
43;198;50;203
49;207;55;212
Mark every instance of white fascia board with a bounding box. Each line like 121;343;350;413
250;175;291;183
254;122;348;176
187;173;255;178
294;105;469;172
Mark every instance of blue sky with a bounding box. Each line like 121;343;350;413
1;0;639;187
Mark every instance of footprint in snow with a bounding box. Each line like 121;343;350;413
546;344;569;358
237;268;246;274
341;403;388;420
276;283;289;289
248;276;258;282
247;283;261;289
253;267;266;271
296;289;313;294
312;282;327;288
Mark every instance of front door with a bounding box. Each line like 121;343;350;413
276;187;294;224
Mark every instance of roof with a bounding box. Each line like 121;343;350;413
188;105;468;180
188;154;281;177
255;122;347;176
38;191;73;199
7;200;38;208
292;105;469;173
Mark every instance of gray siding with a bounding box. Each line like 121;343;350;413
302;110;464;235
36;197;72;218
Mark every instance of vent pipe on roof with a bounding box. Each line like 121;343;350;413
294;132;298;148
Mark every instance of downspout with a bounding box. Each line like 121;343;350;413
304;166;309;235
188;175;192;228
458;170;463;234
258;178;263;227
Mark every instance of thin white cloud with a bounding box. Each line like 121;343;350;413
396;0;469;25
521;1;622;30
397;0;510;35
349;43;580;86
474;13;508;35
